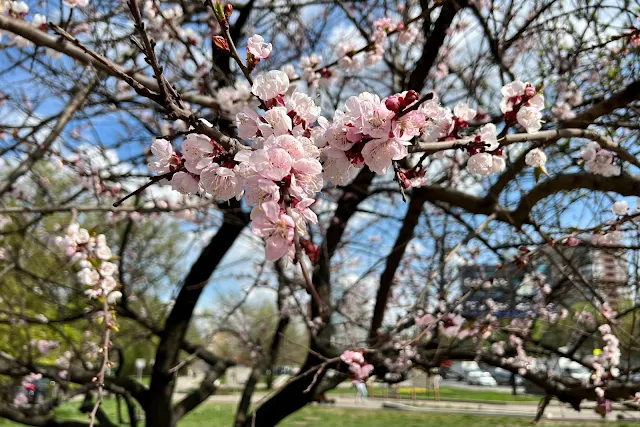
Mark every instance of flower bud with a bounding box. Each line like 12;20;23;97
524;85;536;98
224;3;233;19
213;35;229;52
385;96;401;112
404;90;419;105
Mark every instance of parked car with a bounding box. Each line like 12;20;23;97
440;367;465;381
447;360;482;381
487;367;523;386
467;370;498;386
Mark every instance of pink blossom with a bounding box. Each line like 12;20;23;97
35;340;59;355
467;153;495;176
258;107;292;137
181;134;216;173
31;14;47;31
361;137;408;174
340;350;365;365
290;158;323;198
350;363;374;380
415;313;435;326
392;111;426;141
63;0;88;8
250;206;295;260
243;176;280;206
398;25;418;44
440;314;464;337
292;197;318;229
525;148;547;167
247;34;272;59
252;70;289;102
322;147;359;185
149;138;176;173
581;142;620;176
265;135;305;159
200;164;243;201
252;148;293;181
551;102;576;120
500;81;544;113
171;171;200;194
453;103;476;121
612;200;628;216
287;91;321;124
516;106;543;133
236;107;261;140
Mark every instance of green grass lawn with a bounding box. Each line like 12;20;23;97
0;400;631;427
329;386;540;402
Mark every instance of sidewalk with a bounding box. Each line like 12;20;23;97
195;392;639;422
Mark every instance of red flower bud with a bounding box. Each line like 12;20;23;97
300;239;320;263
224;3;233;19
385;96;401;112
404;90;419;105
213;36;229;52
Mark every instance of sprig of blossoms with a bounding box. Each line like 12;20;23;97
148;77;548;259
597;324;621;379
54;223;121;304
581;141;620;176
340;350;374;380
500;81;544;133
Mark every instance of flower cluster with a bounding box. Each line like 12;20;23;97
32;339;59;355
500;81;545;133
215;81;256;115
54;224;121;303
596;324;621;379
506;334;537;376
383;345;417;373
236;71;323;260
580;142;620;176
551;82;583;121
148;77;552;259
13;373;42;407
153;71;323;261
335;16;417;74
340;350;374;380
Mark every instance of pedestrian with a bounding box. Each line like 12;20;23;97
351;376;368;403
430;367;441;401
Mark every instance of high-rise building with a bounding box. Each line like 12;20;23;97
537;245;630;303
459;245;629;315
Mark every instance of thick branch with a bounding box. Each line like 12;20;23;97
146;205;247;427
369;188;428;340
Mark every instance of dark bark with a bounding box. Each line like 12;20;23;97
534;395;552;423
145;204;248;427
242;353;332;427
406;1;465;91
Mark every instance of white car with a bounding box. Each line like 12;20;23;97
467;370;498;386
